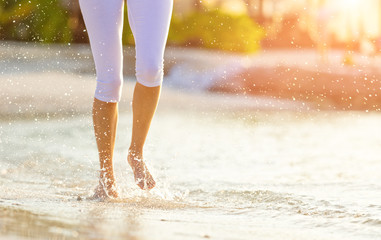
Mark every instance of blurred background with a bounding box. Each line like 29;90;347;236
2;0;381;52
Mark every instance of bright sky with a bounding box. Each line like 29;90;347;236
200;0;381;41
333;0;380;40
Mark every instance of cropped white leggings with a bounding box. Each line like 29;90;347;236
79;0;173;102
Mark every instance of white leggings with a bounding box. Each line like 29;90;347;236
79;0;173;102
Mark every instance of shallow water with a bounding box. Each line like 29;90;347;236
1;106;381;239
1;41;381;239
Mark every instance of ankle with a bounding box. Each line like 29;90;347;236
99;168;115;182
128;147;143;158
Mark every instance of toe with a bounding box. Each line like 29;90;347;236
93;185;107;200
149;179;156;190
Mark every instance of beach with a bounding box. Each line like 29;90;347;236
1;41;381;240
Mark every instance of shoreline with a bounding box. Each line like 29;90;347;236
0;40;311;121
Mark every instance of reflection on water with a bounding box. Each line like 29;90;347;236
0;202;145;240
1;206;80;239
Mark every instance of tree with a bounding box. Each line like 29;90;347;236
65;0;86;42
193;0;203;11
242;0;265;24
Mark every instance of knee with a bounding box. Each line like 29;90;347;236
94;76;123;102
136;61;163;87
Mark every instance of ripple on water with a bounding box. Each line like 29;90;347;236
186;188;378;226
77;186;192;210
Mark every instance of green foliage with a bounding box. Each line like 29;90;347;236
122;4;134;46
0;0;72;43
0;3;265;53
168;10;265;53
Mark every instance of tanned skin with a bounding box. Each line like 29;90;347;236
93;82;160;199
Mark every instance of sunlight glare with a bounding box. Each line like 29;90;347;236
342;0;361;10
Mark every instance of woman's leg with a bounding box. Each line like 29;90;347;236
128;83;161;190
92;98;119;198
79;0;124;198
127;0;173;190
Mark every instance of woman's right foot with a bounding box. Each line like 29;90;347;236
92;173;119;199
127;150;156;190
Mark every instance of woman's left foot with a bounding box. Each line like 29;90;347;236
127;150;156;190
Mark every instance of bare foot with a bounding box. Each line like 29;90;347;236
92;172;119;199
127;150;156;190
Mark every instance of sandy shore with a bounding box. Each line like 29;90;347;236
210;49;381;111
0;41;309;121
2;41;381;112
